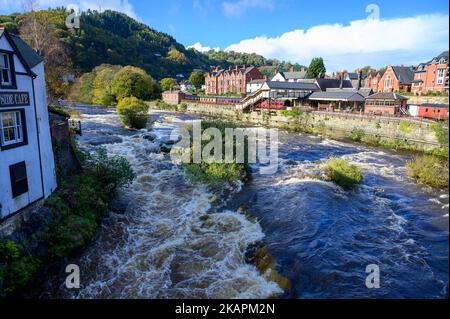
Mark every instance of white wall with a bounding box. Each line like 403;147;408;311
271;72;286;82
0;35;57;219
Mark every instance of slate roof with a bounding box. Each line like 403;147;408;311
9;34;43;69
264;81;319;91
309;91;365;102
248;79;266;84
347;73;359;80
366;92;407;100
327;87;373;98
0;28;43;73
391;66;415;85
315;78;353;91
418;103;448;109
282;71;307;80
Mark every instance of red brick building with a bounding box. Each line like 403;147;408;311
411;51;449;95
205;65;264;96
378;66;415;93
364;92;408;116
162;90;185;105
365;70;385;92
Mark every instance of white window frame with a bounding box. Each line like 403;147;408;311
437;69;445;85
0;52;13;86
0;111;24;147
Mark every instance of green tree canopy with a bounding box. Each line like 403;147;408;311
92;64;123;106
189;70;205;88
160;78;176;91
111;66;159;100
306;57;326;79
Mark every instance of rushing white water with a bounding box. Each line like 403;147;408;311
61;108;282;299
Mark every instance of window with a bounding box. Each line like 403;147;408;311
437;69;445;84
385;75;392;88
0;52;13;87
0;110;27;149
9;161;28;198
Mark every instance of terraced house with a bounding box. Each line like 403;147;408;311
205;65;264;96
411;51;449;95
378;66;415;93
0;28;56;219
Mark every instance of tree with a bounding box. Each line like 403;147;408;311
189;70;205;88
92;65;122;106
116;97;149;129
306;57;326;79
160;78;176;91
359;66;373;74
111;66;159;101
19;1;72;98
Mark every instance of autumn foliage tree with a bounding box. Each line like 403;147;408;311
19;1;72;98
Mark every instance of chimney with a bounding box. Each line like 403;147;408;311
290;66;294;72
339;75;344;89
357;70;362;90
301;66;305;72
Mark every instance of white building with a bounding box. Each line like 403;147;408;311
0;28;57;219
246;79;266;94
271;68;307;83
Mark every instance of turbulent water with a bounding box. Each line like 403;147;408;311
52;105;448;299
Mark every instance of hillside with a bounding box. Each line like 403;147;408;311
0;9;304;80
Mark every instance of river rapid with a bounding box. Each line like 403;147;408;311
50;105;448;299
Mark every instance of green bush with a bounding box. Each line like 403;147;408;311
350;128;365;142
182;120;248;185
112;66;159;101
0;241;40;297
407;155;449;189
0;148;135;296
117;97;150;129
322;158;364;189
431;121;449;146
399;121;416;134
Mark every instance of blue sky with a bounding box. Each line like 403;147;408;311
1;0;449;72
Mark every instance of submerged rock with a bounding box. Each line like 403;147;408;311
87;135;123;146
143;133;157;141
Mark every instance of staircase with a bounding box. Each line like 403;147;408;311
237;88;270;111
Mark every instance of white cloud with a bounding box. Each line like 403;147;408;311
188;42;220;52
223;0;274;17
0;0;138;19
225;14;449;72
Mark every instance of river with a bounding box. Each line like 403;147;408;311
51;105;448;299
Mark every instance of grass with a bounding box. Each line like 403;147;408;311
406;155;449;189
322;158;364;189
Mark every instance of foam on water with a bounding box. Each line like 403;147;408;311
61;113;282;299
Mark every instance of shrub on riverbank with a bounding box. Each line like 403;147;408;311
322;158;364;189
0;148;134;297
407;155;449;189
182;120;249;185
117;97;150;129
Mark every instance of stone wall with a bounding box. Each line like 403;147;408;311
181;103;441;151
407;96;449;105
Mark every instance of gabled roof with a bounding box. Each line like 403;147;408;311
248;79;266;84
264;81;319;91
347;72;359;80
315;78;353;91
9;34;43;69
366;92;407;100
0;27;41;76
391;66;414;85
309;90;365;102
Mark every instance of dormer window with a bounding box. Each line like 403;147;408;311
0;52;15;88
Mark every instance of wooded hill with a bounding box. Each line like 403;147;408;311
0;9;305;80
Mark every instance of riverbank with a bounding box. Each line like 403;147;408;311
0;147;134;298
149;101;446;154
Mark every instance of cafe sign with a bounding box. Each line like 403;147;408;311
0;92;31;107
